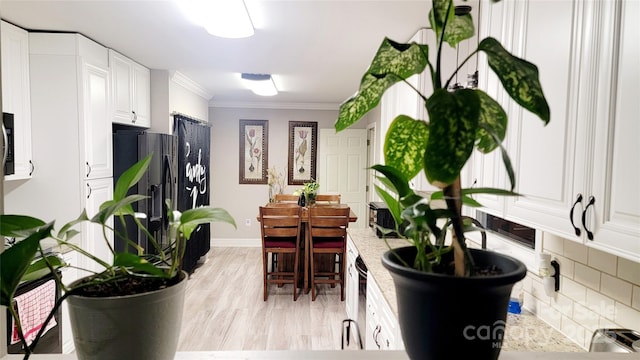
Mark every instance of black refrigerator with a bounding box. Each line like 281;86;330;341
174;115;211;273
112;130;178;255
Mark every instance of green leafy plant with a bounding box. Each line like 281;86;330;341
335;0;550;276
302;179;320;195
0;154;236;358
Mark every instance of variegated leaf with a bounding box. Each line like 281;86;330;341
335;38;430;132
475;90;507;153
424;89;480;186
384;115;429;181
479;37;550;123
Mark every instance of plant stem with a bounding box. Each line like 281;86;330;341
443;176;475;276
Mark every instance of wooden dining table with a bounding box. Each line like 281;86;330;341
260;203;358;293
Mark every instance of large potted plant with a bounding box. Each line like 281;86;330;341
0;154;236;359
335;0;549;359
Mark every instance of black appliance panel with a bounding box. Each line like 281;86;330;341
369;202;397;238
113;130;178;254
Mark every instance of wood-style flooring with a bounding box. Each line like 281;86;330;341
177;247;348;351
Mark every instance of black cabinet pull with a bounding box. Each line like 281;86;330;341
582;196;596;240
86;161;92;177
29;160;34;176
569;193;583;236
86;183;92;199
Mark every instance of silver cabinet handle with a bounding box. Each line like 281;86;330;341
132;110;137;123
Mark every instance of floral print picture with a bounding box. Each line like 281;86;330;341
239;119;268;184
288;121;317;185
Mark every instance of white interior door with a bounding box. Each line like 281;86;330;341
319;128;368;228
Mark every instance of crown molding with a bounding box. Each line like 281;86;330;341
209;100;339;111
170;71;212;100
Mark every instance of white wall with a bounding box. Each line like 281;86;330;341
150;70;210;133
208;106;370;245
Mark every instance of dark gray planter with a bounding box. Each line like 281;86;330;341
66;271;187;360
382;247;526;360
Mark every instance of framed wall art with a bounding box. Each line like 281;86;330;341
239;119;268;184
288;121;317;185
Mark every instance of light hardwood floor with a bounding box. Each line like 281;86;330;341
177;247;348;351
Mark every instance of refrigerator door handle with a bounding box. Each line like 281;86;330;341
163;154;175;226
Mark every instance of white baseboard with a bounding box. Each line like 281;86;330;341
210;238;261;247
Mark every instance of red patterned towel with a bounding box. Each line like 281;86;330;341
11;279;57;345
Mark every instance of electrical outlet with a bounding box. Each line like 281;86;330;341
245;218;251;226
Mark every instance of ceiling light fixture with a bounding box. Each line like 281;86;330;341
241;73;278;96
176;0;254;39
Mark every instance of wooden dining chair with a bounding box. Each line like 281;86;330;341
259;206;303;301
308;206;350;301
315;194;341;204
273;193;299;203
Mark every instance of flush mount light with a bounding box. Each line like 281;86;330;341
241;73;278;96
177;0;254;38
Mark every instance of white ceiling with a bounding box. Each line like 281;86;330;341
1;0;431;109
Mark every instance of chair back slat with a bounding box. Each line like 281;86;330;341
273;194;299;203
259;206;302;240
315;194;341;204
308;207;350;238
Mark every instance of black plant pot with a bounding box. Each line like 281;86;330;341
382;247;527;360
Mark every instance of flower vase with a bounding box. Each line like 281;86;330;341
305;191;317;207
268;186;274;203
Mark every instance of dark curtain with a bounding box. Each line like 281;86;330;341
174;114;211;273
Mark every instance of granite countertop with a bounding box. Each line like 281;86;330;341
347;228;585;353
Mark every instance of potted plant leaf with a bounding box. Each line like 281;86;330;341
0;154;236;360
335;0;549;359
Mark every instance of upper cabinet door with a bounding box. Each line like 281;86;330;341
82;62;112;180
501;0;583;240
1;21;33;180
109;49;150;128
110;50;134;123
132;63;151;127
585;0;640;262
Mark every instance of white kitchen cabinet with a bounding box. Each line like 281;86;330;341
82;177;114;273
473;0;583;239
580;0;640;261
345;235;359;321
81;62;113;180
28;32;112;183
1;20;33;180
60;250;79;353
365;274;402;351
472;0;639;262
109;49;150;128
3;33;111;247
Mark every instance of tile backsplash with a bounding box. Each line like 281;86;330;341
518;232;640;350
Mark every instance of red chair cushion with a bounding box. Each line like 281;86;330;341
265;238;297;248
313;238;344;249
